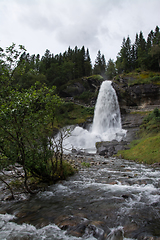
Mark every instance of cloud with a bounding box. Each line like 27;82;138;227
0;0;160;63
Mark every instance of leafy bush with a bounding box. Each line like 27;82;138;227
81;162;91;167
150;75;160;82
75;91;95;103
143;108;160;124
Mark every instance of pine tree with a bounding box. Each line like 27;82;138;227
93;50;102;75
116;36;132;73
150;26;160;70
84;48;92;76
93;50;106;76
106;59;117;79
137;31;147;69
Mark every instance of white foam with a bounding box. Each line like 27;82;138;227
58;80;126;152
0;213;97;240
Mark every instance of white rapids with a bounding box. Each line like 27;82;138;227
0;156;160;239
63;80;126;153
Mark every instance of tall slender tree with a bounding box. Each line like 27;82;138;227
105;59;117;79
93;50;106;76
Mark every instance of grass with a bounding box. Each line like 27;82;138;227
85;74;104;81
117;70;160;86
55;102;94;127
118;133;160;164
117;108;160;164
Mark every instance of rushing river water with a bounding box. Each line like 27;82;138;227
0;155;160;240
0;81;159;239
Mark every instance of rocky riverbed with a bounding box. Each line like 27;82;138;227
0;107;160;239
0;155;160;239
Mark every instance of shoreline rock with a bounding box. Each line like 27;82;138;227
96;140;129;157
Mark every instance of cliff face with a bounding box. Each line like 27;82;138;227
112;81;160;112
60;75;160;111
59;75;103;98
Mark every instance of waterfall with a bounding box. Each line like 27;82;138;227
92;80;122;134
63;80;126;153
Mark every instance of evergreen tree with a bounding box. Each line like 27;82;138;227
93;50;102;75
93;50;106;76
79;46;85;77
137;31;147;69
147;30;154;50
116;36;132;73
101;54;106;76
84;48;92;76
35;54;40;71
131;44;136;70
153;26;160;45
40;49;52;72
105;59;117;79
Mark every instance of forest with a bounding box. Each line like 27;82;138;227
2;26;160;92
0;26;160;196
1;26;159;94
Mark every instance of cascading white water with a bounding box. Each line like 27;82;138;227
92;80;122;134
63;80;126;152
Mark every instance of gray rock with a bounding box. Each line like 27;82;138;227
96;140;128;157
105;228;124;240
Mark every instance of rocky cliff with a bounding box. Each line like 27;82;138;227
112;80;160;113
61;75;160;112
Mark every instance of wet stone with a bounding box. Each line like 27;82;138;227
0;155;160;239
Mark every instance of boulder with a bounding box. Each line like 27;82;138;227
96;140;128;157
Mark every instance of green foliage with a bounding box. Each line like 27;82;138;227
86;74;104;81
0;44;77;194
140;108;160;136
60;161;75;179
117;108;160;164
0;44;93;92
0;83;63;180
39;46;92;88
93;50;106;77
30;159;75;183
75;91;95;103
1;26;160;96
116;26;160;73
55;103;94;126
105;59;117;79
81;162;91;167
118;134;160;164
119;70;160;86
144;108;160;122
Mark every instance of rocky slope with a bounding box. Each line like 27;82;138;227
61;75;160;111
112;80;160;113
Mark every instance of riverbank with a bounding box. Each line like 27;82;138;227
120;106;160;164
0;155;160;239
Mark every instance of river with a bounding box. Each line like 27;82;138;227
0;155;160;239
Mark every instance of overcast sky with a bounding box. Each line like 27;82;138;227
0;0;160;64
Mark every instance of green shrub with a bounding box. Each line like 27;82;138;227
81;162;91;167
75;91;95;103
151;76;160;82
143;108;160;124
61;161;75;178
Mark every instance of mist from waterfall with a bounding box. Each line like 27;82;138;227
63;80;126;153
